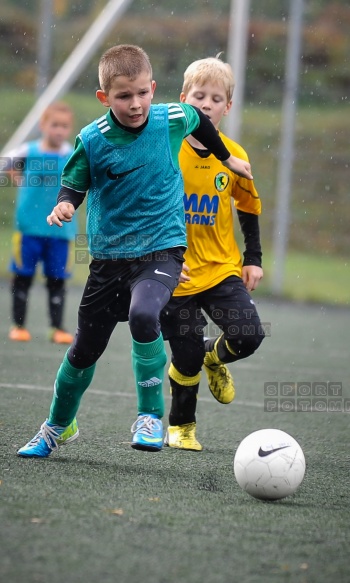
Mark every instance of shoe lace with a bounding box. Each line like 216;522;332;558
209;362;228;378
131;415;162;436
29;421;60;451
182;427;195;440
219;365;229;379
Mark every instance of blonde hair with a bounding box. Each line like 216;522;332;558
40;102;73;123
98;44;153;93
182;55;235;102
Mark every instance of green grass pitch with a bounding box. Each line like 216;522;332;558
0;279;349;583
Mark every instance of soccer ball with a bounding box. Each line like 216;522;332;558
233;428;306;500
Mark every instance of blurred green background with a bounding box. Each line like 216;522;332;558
1;0;349;305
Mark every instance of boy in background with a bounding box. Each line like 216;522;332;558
161;56;265;450
17;44;253;458
7;102;76;344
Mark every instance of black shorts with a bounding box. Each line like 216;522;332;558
160;275;261;340
79;246;186;322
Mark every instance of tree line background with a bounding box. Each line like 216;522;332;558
1;0;349;105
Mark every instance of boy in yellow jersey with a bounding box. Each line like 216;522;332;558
160;56;265;450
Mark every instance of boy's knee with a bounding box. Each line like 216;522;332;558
227;329;264;359
129;304;158;340
12;274;33;292
130;304;153;325
46;277;65;292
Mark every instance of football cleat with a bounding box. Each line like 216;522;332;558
17;418;79;458
164;422;203;451
8;326;31;342
49;328;74;344
203;357;235;404
131;413;163;451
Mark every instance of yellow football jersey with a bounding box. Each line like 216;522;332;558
174;131;261;296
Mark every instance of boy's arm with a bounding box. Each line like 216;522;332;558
47;186;86;227
237;210;263;291
47;136;89;227
190;108;253;180
237;210;262;267
60;136;91;192
57;185;86;209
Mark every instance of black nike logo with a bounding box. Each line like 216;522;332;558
107;164;146;180
258;445;290;457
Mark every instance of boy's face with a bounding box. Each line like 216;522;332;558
96;72;156;128
40;112;73;149
180;81;232;130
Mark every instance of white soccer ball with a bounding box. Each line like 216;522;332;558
233;428;306;500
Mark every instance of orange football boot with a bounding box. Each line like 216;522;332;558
8;326;32;342
49;328;74;344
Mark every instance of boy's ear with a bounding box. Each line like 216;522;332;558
179;92;186;103
96;89;110;107
223;99;233;116
150;80;156;99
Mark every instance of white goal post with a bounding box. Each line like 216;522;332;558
1;0;133;155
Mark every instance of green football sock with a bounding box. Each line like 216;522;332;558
131;334;167;418
49;351;96;427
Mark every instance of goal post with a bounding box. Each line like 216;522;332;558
1;0;133;155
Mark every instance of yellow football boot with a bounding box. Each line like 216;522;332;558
164;422;203;451
203;339;235;404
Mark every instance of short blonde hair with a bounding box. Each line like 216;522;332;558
40;102;73;123
182;55;235;102
98;44;153;93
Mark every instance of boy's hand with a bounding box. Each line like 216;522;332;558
242;265;263;292
47;202;75;227
178;262;190;284
222;155;253;180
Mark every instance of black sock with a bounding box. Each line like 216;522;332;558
169;378;199;426
205;334;236;363
46;277;65;329
11;274;33;326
